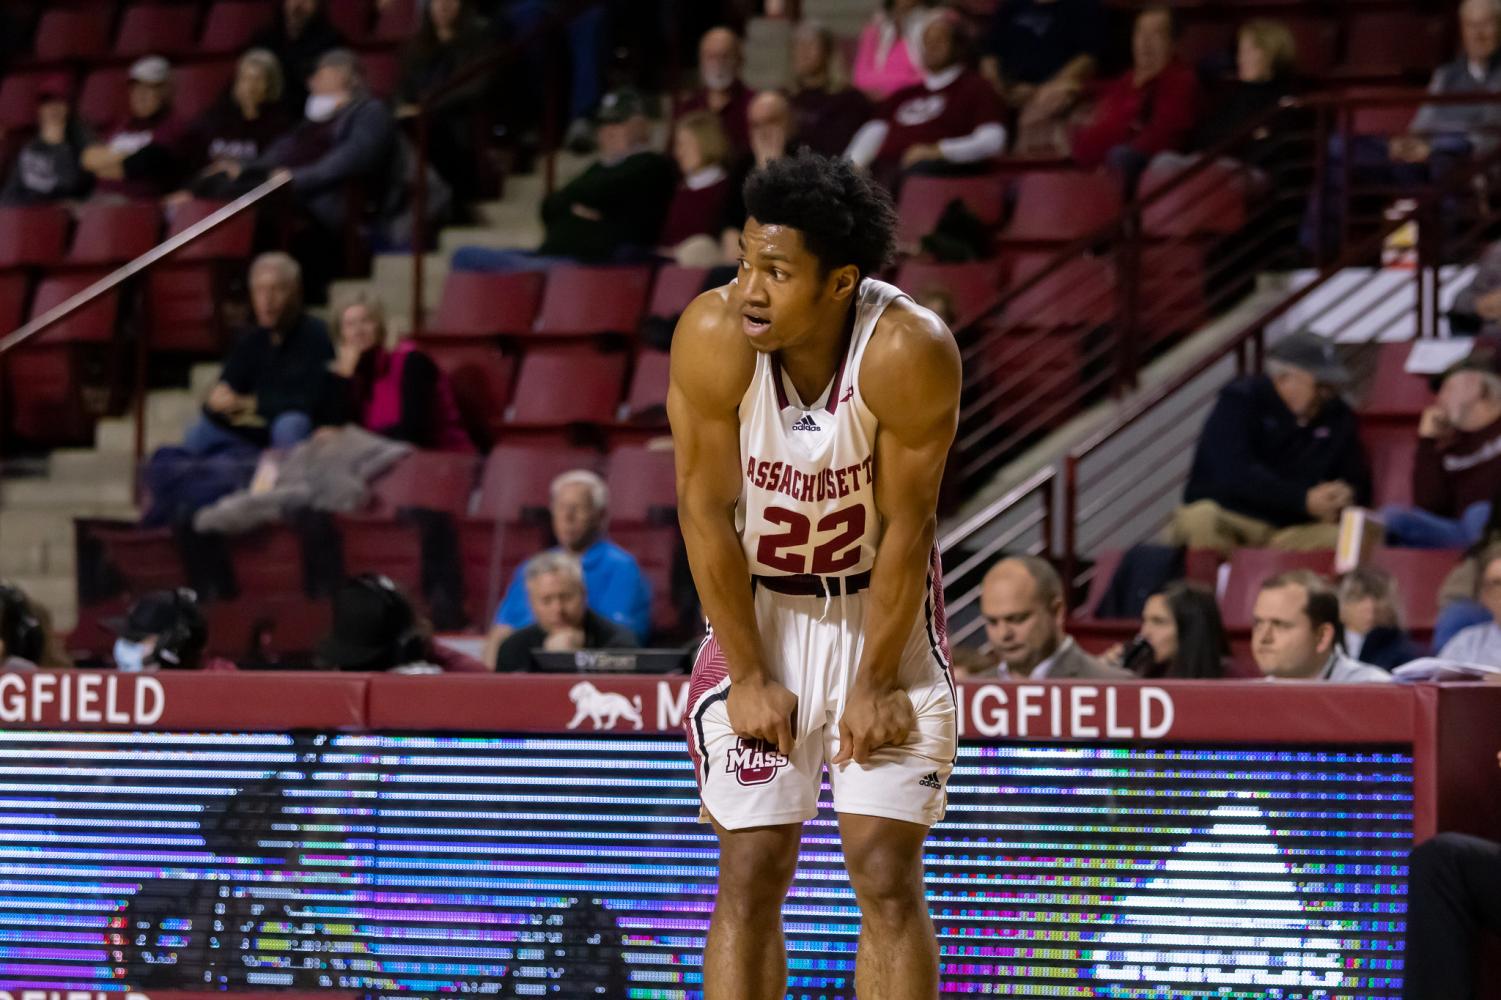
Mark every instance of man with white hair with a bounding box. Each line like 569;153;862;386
1168;330;1371;554
677;27;752;153
494;552;638;672
180;252;332;455
1393;0;1501;166
483;469;651;667
1383;357;1501;548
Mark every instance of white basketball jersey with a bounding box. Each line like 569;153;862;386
736;278;908;578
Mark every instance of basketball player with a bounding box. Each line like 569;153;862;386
669;151;960;1000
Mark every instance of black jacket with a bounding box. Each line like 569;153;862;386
538;149;676;261
1183;374;1371;526
1354;627;1419;672
495;610;638;673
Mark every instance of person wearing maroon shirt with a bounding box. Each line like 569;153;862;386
178;49;293;198
844;11;1006;190
81;55;187;199
676;27;753;154
789;20;872;159
1069;6;1199;184
658;111;735;257
1381;358;1501;548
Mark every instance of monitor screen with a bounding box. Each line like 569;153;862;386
0;730;1410;998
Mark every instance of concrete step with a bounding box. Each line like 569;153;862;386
8;573;77;632
147;389;198;426
0;538;76;577
802;0;871;37
0;506;136;547
189;362;221;398
1;476;135;508
95;414;183;455
327;277;374;312
47;449;135;483
744;17;792;90
437;225;537;256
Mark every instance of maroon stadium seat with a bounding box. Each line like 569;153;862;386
77;66;131;129
1351;100;1417;137
114;3;199;57
92;526;185;595
648;265;709;320
895;173;1004;248
1368;547;1459;633
0;204;68;269
1361;421;1418;508
894;259;1004;328
457;518;551;627
606;445;677;524
472;444;604;524
30;7;112;63
328;0;374;40
200;0;275;53
422;342;516;449
503;349;628;432
1335;10;1446;79
66;200;163;266
426;271;544;338
621;350;670;424
203;595;332;658
170;61;236;123
1140;158;1249;238
164;199;256;261
27;273;118;345
1359;342;1432;419
1002;171;1122;245
0;71;68;130
146;265;221;353
373;0;420;41
7;273;119;445
1139;244;1210;337
1176;23;1235;70
227;525;305;596
1284;16;1340;77
999;252;1115;329
1220;548;1336;630
359;48;401;100
0;273;29;333
533;266;652;338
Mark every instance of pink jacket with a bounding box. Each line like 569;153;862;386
852;14;928;100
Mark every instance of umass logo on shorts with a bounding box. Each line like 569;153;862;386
726;737;789;786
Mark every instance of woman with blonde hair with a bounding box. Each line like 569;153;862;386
658;110;736;263
324;294;474;452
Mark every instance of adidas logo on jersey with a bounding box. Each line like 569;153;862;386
791;414;822;432
919;772;943;790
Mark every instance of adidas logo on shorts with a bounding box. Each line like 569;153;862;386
791;414;821;432
919;772;942;790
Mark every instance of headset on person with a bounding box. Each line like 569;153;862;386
0;584;44;665
352;574;427;667
152;588;207;670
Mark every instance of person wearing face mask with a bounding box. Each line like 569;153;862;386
105;589;223;673
1380;358;1501;549
1167;330;1371;555
844;12;1007;190
676;27;753;154
321;294;472;451
81;55;186;198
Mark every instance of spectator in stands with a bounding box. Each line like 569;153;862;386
710;91;795;271
1438;543;1501;664
845;12;1007;190
181;252;332;455
1108;580;1230;679
1254;570;1388;681
1169;331;1370;555
81;56;185;199
1338;567;1420;670
1403;817;1501;999
450;88;675;272
1451;239;1501;336
495;552;638;672
1186;19;1298;155
976;556;1132;679
483;470;651;667
396;0;490;205
254;0;346;112
1382;358;1501;548
105;589;223;672
180;49;293;196
980;0;1102;157
1392;0;1501;171
789;20;872;159
1069;7;1199;184
852;0;938;100
677;27;752;154
0;75;92;205
318;574;488;672
322;295;473;451
0;583;46;672
1253;569;1391;681
659;111;735;265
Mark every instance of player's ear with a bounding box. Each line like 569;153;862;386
827;264;860;301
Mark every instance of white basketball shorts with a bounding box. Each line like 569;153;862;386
684;577;957;831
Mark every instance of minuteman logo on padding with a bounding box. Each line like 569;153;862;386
726;737;789;785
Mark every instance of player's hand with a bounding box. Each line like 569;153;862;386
832;683;915;767
726;676;798;756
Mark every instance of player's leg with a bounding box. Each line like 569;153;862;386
703;818;802;1000
838;813;938;1000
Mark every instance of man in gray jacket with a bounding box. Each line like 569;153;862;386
977;556;1133;680
1391;0;1501;168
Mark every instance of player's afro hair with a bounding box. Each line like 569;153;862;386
742;151;898;280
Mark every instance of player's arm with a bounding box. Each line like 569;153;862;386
834;303;961;765
668;292;797;753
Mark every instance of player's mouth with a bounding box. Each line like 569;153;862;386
742;312;771;337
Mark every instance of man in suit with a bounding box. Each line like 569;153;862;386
977;556;1132;679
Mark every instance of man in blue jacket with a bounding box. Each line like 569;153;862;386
482;470;652;668
1168;330;1371;554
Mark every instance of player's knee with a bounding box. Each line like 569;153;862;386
716;834;799;911
846;845;925;921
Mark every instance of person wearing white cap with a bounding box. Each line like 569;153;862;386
81;55;182;198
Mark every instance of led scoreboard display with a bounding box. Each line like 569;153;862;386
0;721;1409;999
